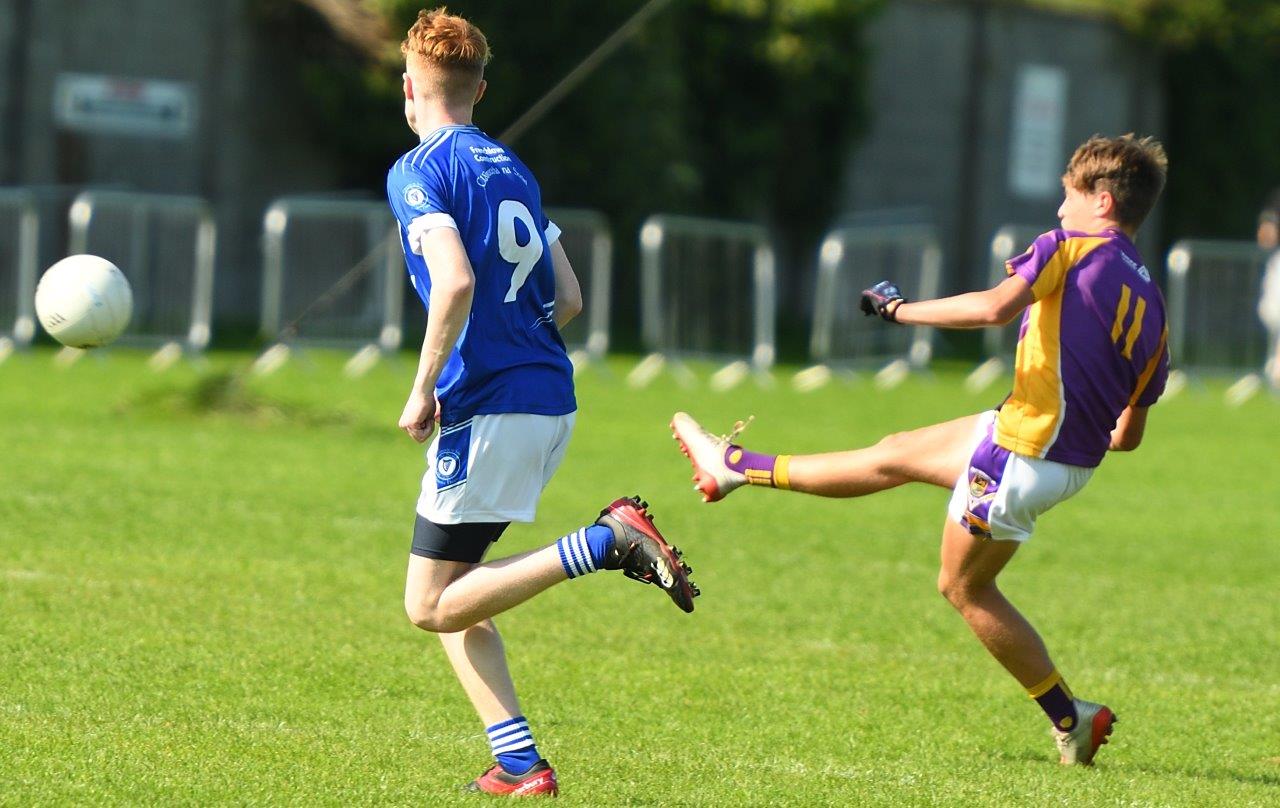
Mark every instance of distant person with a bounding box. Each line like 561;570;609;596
1256;189;1280;251
673;134;1170;766
386;7;697;797
1257;190;1280;386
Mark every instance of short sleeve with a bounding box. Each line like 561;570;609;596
544;217;561;247
1006;230;1112;301
1133;327;1170;408
387;159;456;256
1006;231;1068;300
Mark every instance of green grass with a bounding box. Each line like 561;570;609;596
2;348;1278;806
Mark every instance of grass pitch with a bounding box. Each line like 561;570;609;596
2;349;1278;806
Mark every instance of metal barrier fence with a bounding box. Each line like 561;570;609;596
809;224;942;368
68;190;216;351
546;207;611;359
639;214;776;370
259;197;403;352
1166;239;1271;373
0;188;40;346
983;225;1044;360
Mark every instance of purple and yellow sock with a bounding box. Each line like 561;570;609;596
1027;669;1078;731
724;446;792;489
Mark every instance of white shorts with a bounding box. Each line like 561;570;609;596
946;410;1094;542
418;412;576;524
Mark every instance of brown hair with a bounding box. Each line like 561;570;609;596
401;7;491;103
1063;134;1168;229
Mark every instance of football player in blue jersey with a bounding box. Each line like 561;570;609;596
386;8;698;797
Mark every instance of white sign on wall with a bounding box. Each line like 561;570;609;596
54;73;196;139
1008;64;1068;199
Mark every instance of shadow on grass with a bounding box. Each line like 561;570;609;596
1123;763;1280;788
118;370;362;429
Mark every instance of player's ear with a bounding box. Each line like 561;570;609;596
1096;189;1116;219
474;79;487;106
403;72;414;101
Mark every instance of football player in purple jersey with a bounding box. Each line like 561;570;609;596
674;134;1170;766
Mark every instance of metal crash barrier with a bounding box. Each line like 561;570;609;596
68;190;216;351
259;197;404;353
982;225;1045;361
546;207;611;360
639;214;776;372
0;188;40;347
809;223;942;369
1166;239;1271;374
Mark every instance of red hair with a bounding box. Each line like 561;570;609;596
401;7;490;102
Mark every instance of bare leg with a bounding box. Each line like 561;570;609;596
786;414;981;497
1269;332;1280;388
405;556;546;740
405;548;567;635
935;517;1054;687
437;619;523;727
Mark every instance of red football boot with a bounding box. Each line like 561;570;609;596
465;759;559;797
597;496;699;613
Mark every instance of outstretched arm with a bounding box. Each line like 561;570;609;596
888;276;1034;329
399;227;475;442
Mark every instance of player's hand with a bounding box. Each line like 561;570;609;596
399;390;437;443
860;280;906;321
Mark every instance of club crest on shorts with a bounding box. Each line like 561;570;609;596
969;468;993;498
436;451;463;485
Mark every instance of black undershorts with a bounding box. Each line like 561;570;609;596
410;515;509;564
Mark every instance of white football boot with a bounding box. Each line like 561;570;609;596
669;412;749;502
1053;699;1117;765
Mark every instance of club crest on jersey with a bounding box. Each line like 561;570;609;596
403;184;428;210
436;451;463;484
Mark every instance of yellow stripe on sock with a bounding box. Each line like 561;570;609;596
1025;669;1064;699
745;469;774;486
774;455;791;490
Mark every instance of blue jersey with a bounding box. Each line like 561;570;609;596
387;125;576;426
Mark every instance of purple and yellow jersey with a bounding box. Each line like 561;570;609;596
996;228;1169;468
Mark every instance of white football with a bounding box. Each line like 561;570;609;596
34;255;134;348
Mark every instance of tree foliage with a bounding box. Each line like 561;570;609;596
1024;0;1280;238
260;0;877;345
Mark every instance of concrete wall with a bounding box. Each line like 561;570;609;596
0;0;24;182
842;0;1164;291
3;0;343;329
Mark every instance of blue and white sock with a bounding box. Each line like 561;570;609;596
555;524;615;579
487;715;541;775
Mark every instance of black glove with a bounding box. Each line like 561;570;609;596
860;280;906;321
